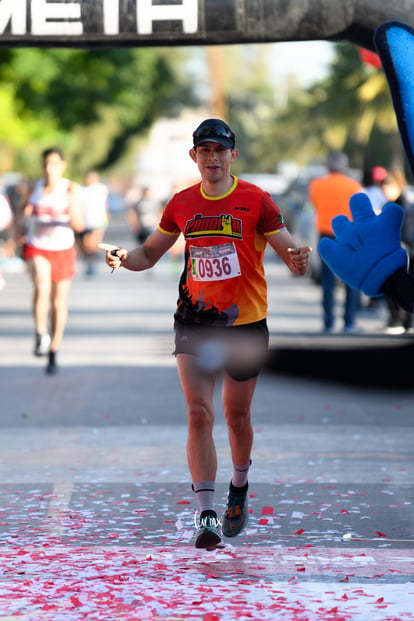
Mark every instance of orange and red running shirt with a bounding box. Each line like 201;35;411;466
158;176;286;327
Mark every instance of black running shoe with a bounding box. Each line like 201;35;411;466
194;511;222;550
222;482;248;538
45;351;58;375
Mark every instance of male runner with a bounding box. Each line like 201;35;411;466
105;119;311;549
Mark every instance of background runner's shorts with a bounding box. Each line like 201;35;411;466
174;319;269;382
23;245;77;282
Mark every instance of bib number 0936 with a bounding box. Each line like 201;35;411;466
190;243;241;281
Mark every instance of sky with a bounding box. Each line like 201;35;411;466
188;40;336;90
269;40;335;86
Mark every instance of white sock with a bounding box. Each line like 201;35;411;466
192;480;216;514
231;461;251;488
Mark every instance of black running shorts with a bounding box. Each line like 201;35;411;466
173;318;269;381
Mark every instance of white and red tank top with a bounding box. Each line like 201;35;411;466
26;178;74;251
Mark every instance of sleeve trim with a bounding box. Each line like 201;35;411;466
264;226;287;237
157;225;180;237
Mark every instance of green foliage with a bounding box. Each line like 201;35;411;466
0;41;404;182
241;42;403;176
0;46;196;177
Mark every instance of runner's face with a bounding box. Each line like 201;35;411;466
191;142;237;183
43;153;66;184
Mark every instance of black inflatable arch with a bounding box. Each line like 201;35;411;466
1;0;414;50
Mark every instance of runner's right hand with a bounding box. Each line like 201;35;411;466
107;248;128;271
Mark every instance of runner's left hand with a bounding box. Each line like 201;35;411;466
287;246;312;275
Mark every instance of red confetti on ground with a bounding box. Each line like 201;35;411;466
0;544;413;620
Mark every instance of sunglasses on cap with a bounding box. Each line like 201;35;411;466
193;124;234;139
193;122;235;148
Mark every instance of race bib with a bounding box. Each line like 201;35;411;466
190;242;241;281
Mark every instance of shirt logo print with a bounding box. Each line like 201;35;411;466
184;214;242;239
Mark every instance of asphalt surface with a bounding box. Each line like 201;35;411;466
0;213;413;620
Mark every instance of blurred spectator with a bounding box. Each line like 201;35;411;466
126;186;160;244
76;171;109;276
362;165;388;214
380;169;412;333
402;199;414;332
309;151;362;333
0;187;13;289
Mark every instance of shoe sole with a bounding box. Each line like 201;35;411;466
194;528;222;551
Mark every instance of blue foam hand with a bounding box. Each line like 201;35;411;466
318;192;408;297
375;22;414;178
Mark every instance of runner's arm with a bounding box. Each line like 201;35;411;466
68;182;84;233
266;228;311;275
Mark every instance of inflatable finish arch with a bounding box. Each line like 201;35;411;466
1;0;414;49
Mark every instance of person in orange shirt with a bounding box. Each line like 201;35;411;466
104;118;311;550
309;151;362;332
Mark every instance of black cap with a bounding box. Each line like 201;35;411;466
193;118;235;149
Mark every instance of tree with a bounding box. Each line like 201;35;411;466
0;47;197;177
266;43;404;174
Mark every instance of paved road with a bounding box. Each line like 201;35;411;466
0;214;413;620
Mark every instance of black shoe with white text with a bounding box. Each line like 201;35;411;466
194;510;223;550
